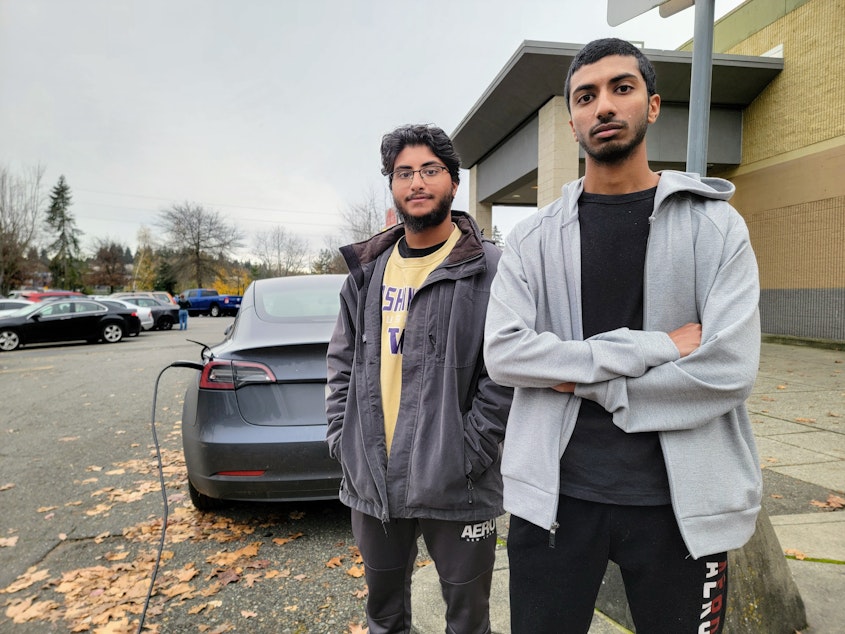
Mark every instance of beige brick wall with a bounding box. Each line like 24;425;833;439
467;165;493;235
747;195;845;289
724;0;845;164
537;96;580;207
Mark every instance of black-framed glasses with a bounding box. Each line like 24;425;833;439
390;165;449;183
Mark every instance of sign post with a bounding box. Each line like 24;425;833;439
606;0;714;175
685;0;715;176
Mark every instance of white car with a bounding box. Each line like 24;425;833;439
96;298;155;332
0;299;35;316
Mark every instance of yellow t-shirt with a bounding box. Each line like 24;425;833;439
380;225;461;455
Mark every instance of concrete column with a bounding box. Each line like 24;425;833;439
468;164;493;236
537;96;580;208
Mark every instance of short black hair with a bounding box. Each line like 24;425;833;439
564;38;658;113
380;124;461;186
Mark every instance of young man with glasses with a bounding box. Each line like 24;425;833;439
484;39;761;633
327;123;512;633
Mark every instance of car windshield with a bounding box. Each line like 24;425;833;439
255;279;342;321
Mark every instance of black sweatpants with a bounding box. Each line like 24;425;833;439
508;496;728;634
351;509;497;634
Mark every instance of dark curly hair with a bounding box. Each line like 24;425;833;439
564;38;657;113
380;124;461;186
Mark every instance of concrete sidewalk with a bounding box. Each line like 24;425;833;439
411;341;845;633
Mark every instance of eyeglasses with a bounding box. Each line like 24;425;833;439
390;165;449;183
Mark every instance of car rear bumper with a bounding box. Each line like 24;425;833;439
182;413;341;502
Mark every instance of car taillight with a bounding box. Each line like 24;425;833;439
199;360;276;390
223;297;230;304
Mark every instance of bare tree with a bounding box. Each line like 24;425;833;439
86;238;129;293
253;225;310;277
340;185;392;242
157;202;245;288
0;165;45;295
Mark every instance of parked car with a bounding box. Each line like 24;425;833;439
111;291;177;306
18;290;87;302
181;274;346;510
0;299;140;351
180;288;242;317
96;298;153;333
119;296;179;330
0;299;35;314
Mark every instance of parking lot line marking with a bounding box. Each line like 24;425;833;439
0;365;54;374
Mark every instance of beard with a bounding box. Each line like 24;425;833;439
577;113;649;165
394;191;453;233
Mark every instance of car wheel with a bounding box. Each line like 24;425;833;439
0;329;21;351
101;322;124;343
188;479;226;511
158;315;174;330
209;304;221;317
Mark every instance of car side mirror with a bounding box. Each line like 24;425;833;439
30;313;41;321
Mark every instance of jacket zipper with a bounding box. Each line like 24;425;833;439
549;521;559;548
466;477;474;504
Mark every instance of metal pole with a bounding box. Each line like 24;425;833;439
686;0;715;176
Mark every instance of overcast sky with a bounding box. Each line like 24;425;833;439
0;0;746;255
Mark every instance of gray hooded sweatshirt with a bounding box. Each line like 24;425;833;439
484;171;762;559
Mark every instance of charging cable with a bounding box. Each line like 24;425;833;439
137;360;203;634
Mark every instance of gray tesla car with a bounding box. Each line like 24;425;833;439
181;274;346;510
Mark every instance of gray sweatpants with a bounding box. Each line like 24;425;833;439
351;509;497;634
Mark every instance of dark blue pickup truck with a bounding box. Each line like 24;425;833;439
181;288;242;317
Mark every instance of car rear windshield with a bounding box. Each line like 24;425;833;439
256;288;340;321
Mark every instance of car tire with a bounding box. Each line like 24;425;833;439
188;479;226;511
0;329;21;351
158;316;174;330
101;322;124;344
209;304;221;317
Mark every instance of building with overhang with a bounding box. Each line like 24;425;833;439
453;0;844;342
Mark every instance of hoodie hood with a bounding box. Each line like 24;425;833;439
557;171;736;223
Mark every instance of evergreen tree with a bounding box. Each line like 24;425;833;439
44;175;84;289
153;258;178;295
491;225;505;249
311;247;347;274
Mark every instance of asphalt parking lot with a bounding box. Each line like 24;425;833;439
0;316;371;633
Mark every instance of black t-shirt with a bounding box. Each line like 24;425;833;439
558;187;671;506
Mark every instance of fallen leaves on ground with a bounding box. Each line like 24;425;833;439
810;493;845;511
785;548;807;560
1;432;368;633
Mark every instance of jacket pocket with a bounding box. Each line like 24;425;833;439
404;412;470;511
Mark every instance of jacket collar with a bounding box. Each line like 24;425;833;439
340;211;487;285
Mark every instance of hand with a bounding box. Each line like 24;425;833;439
669;323;702;358
552;382;576;393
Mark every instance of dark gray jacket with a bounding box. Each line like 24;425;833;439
326;211;512;523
